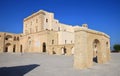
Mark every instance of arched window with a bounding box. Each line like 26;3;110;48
14;36;16;41
17;37;19;41
106;42;108;48
46;19;48;23
4;43;11;52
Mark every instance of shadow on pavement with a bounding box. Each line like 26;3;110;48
0;64;40;76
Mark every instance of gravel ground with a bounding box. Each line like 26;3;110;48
0;53;120;76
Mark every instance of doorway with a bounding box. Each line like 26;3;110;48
4;47;8;52
43;42;46;52
62;47;67;55
20;45;22;53
93;39;100;63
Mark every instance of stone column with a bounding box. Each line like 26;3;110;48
74;29;90;69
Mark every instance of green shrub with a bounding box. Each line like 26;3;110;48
113;44;120;52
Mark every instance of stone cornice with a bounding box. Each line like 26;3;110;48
24;10;48;22
75;27;110;38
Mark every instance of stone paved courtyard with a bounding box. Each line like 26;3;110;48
0;53;120;76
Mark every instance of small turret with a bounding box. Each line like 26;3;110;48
82;24;88;28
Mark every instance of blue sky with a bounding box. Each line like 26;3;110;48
0;0;120;48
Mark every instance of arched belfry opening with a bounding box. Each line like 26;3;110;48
42;42;46;52
93;39;100;63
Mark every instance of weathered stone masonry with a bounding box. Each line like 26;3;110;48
0;10;110;69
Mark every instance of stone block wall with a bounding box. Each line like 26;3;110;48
74;27;110;69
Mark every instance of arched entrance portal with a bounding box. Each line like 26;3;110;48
5;47;8;52
42;42;46;52
4;43;11;52
93;39;100;63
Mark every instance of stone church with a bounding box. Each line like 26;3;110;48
0;10;110;69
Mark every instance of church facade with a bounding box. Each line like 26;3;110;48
0;10;110;69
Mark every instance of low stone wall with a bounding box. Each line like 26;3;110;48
48;44;74;56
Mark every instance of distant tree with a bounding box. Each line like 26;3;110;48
113;44;120;52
